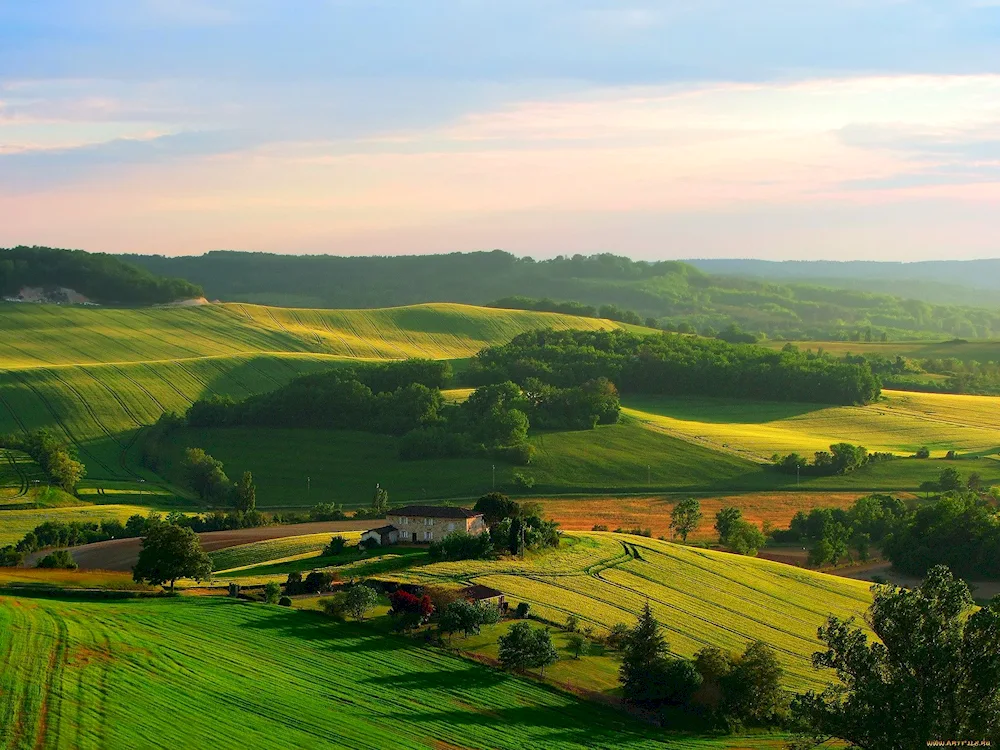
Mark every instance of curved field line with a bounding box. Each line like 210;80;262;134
5;370;116;477
3;450;29;498
0;386;29;433
109;365;167;413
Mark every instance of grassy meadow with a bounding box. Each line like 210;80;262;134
208;531;363;572
0;594;783;750
394;533;872;692
625;390;1000;460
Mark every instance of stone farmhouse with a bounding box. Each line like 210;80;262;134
360;505;486;546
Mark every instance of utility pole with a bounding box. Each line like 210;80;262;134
796;465;800;487
307;476;311;495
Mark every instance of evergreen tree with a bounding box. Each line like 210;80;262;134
619;602;670;706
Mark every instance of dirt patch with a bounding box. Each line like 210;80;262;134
67;645;112;668
842;562;1000;600
27;519;374;571
536;493;866;540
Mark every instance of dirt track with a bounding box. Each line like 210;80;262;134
27;520;374;572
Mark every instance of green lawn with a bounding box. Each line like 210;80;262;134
0;595;782;749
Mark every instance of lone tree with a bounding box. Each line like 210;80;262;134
670;498;703;542
371;484;389;517
344;584;379;621
233;471;256;513
792;566;1000;748
132;523;211;592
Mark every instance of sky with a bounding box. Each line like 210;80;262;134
1;1;1000;260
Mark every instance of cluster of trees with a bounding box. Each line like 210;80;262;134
469;329;880;406
857;351;1000;396
182;448;261;515
428;494;560;561
791;567;1000;747
284;570;337;596
184;359;616;465
619;603;785;728
36;549;78;569
714;506;767;556
128;249;1000;340
1;246;202;305
883;492;1000;580
320;584;380;621
1;430;85;492
437;598;502;640
772;443;893;477
774;483;1000;578
774;494;909;568
497;622;559;676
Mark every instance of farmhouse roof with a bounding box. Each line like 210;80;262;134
389;505;482;519
462;584;504;601
367;525;397;535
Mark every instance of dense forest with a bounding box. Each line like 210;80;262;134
126;249;1000;340
468;329;881;405
1;246;202;305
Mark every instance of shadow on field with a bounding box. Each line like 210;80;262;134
623;395;827;424
239;608;410;653
382;706;654;745
363;666;508;691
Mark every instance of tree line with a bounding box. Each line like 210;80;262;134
1;246;202;305
125;248;1000;340
775;483;1000;579
468;328;881;405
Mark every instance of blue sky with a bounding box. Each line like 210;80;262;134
1;1;999;259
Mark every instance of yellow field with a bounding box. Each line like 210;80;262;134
0;504;154;546
393;532;873;692
208;531;363;572
0;302;637;369
625;389;1000;460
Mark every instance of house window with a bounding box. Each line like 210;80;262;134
424;531;433;541
447;522;455;532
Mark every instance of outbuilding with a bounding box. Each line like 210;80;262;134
360;525;399;547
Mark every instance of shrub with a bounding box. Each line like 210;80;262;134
36;549;77;570
494;442;535;466
323;535;346;556
515;602;530;619
303;570;336;594
511;471;535;488
278;596;292;607
264;581;281;604
319;592;348;620
591;524;609;531
915;446;931;459
565;614;579;632
428;531;493;562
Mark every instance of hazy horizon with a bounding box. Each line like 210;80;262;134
2;2;1000;261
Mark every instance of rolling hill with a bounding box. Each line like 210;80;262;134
390;532;873;692
3;594;757;750
0;302;640;488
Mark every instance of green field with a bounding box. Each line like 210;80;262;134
763;338;1000;364
155;417;768;507
394;533;873;692
0;594;781;750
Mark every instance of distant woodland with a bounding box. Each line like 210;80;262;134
127;250;1000;340
1;246;203;305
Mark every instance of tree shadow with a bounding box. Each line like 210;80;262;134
363;666;508;691
623;394;828;425
238;607;410;653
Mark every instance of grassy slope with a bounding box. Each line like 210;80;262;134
208;531;362;572
396;533;872;692
0;303;635;484
156;418;767;508
0;595;777;750
625;390;1000;459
